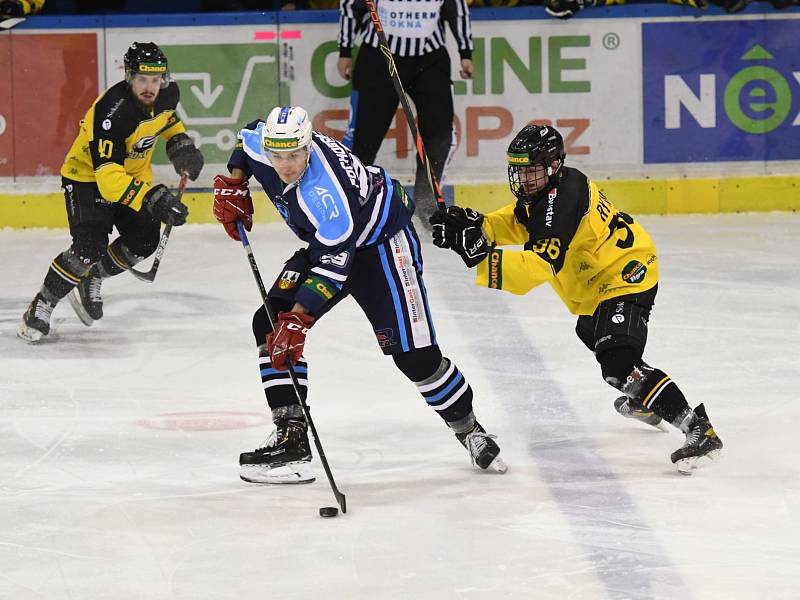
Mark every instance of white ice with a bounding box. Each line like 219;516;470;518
1;213;798;600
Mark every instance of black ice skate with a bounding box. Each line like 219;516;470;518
456;422;507;473
239;418;315;484
670;403;723;475
68;270;103;326
614;396;667;431
18;293;56;343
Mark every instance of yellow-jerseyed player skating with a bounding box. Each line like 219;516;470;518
429;124;723;474
19;42;203;342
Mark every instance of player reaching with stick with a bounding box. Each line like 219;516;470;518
429;124;723;474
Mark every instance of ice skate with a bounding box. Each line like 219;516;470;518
614;395;667;431
239;418;315;484
68;270;103;326
18;293;56;343
671;403;722;474
456;422;507;473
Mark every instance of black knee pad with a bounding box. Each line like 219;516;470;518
122;225;161;257
251;300;293;343
71;231;108;264
598;345;643;390
392;345;443;382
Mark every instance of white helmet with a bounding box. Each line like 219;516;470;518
262;106;313;153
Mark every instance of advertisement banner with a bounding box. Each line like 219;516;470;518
0;37;12;177
106;26;289;169
105;19;642;182
287;20;643;180
8;33;98;176
643;19;800;164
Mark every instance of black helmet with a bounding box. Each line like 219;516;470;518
123;42;169;88
507;124;566;205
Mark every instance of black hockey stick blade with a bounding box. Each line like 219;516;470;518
129;172;189;283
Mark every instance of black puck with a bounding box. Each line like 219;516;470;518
319;506;339;518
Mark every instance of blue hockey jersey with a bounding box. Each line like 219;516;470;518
228;120;414;315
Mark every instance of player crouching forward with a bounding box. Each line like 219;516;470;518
429;124;722;475
213;106;506;483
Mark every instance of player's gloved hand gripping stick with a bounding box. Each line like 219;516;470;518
235;219;347;515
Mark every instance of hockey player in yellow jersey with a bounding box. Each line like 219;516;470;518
429;124;722;474
19;42;203;343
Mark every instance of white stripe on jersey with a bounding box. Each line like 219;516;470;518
387;228;433;348
311;265;347;282
355;183;387;247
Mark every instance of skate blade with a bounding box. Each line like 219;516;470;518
17;322;45;343
240;462;315;485
624;410;668;432
675;448;722;475
652;420;670;432
67;290;94;327
487;455;508;474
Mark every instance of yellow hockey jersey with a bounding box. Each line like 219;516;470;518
475;167;659;315
60;80;185;212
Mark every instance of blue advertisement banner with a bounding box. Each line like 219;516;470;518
643;20;800;163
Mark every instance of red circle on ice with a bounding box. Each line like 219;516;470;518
137;411;269;431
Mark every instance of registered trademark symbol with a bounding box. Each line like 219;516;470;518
603;33;620;50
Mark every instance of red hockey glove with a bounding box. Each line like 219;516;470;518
267;311;316;371
213;174;253;241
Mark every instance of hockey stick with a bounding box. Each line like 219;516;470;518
235;219;347;514
0;17;25;30
129;172;189;283
363;0;446;211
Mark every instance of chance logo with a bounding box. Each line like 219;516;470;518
621;260;647;284
643;20;800;163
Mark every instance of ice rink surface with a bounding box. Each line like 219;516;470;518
1;212;798;600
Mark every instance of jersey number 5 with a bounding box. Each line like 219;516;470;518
610;212;635;249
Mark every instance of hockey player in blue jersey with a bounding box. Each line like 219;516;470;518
213;106;506;484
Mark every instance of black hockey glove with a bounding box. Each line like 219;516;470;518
143;184;189;226
166;133;204;181
545;0;596;19
429;206;490;268
0;1;24;17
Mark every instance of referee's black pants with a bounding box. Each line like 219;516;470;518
350;44;454;226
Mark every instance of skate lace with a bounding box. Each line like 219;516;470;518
465;430;497;467
256;429;278;451
684;423;704;447
34;298;55;320
87;277;103;302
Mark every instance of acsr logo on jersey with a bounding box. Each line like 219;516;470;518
642;20;800;163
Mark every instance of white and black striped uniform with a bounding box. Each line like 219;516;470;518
339;0;474;225
338;0;473;59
